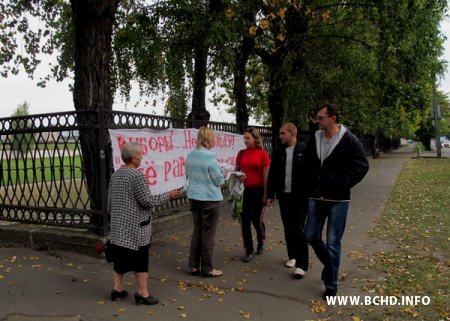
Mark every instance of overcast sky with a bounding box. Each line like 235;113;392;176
1;16;450;120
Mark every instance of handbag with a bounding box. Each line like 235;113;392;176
96;240;115;263
104;240;115;263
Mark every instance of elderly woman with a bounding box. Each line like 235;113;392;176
186;127;225;277
108;142;179;305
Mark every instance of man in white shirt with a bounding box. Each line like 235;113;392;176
267;123;309;278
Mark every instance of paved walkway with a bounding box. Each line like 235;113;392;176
0;147;419;321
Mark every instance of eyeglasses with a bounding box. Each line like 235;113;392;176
316;115;331;121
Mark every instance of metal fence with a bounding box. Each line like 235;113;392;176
0;110;271;235
0;110;397;235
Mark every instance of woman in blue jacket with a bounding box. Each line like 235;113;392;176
186;127;225;277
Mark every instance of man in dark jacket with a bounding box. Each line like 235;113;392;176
304;104;369;299
267;123;309;278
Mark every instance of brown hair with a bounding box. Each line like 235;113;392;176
317;103;340;122
244;127;263;149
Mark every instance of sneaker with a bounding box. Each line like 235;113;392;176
294;267;306;279
285;259;296;268
202;269;223;277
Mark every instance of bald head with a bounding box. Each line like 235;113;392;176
282;123;297;136
279;123;298;146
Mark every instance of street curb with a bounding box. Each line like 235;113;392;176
0;201;230;257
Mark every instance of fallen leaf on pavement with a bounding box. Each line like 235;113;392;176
310;299;327;313
238;310;252;319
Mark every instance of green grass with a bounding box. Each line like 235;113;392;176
1;155;83;184
0;142;77;151
341;158;450;321
1;150;87;210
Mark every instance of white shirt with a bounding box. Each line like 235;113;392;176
284;145;294;193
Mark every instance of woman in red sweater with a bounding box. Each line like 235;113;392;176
235;127;271;263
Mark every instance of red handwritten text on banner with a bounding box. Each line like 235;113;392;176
109;128;245;194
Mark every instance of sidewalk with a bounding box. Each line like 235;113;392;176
0;147;417;321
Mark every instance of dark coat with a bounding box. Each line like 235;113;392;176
267;142;309;208
304;129;369;201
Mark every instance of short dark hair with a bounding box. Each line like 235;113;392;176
318;103;340;122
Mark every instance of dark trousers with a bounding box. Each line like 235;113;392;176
241;188;266;254
188;199;220;274
278;192;309;271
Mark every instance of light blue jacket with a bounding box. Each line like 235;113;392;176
186;147;224;201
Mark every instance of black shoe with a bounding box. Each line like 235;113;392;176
243;253;254;263
255;245;264;255
322;287;337;299
134;292;159;305
111;289;128;301
190;268;201;276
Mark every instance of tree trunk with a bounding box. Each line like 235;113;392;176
187;44;210;128
268;59;286;152
233;0;260;133
233;36;254;134
187;0;225;128
71;0;119;229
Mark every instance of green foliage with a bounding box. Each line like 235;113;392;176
375;0;445;137
437;90;450;135
9;101;35;153
0;0;71;86
0;0;447;135
214;55;272;126
112;0;237;118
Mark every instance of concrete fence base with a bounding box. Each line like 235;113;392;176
0;201;231;257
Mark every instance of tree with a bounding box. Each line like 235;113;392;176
438;90;450;136
71;0;119;219
112;0;235;128
0;0;447;214
374;0;446;138
1;0;120;220
10;101;35;154
240;0;446;141
227;0;262;132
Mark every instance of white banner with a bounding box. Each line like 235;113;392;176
109;128;245;194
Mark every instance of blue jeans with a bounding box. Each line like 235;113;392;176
305;199;349;289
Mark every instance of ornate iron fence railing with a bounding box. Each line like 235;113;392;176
0;110;398;235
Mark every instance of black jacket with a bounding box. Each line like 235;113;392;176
267;142;309;208
304;129;369;201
